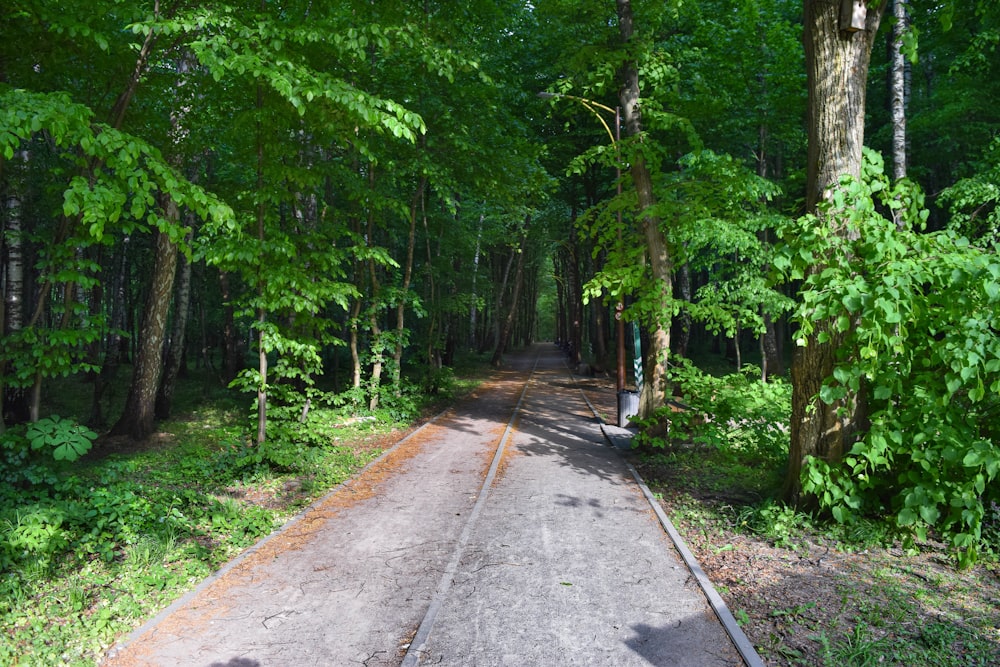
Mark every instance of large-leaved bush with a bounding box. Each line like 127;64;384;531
775;150;1000;565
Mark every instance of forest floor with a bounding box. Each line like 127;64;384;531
575;373;1000;667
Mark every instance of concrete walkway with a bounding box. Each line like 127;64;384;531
104;345;759;667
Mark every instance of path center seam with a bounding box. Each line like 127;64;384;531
400;349;542;667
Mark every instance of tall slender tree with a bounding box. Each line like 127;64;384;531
891;0;909;185
616;0;674;418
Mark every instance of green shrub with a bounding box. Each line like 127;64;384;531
636;357;791;468
776;149;1000;566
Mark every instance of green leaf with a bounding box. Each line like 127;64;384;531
918;503;940;525
985;280;1000;301
819;384;846;404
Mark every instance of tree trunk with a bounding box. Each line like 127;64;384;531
491;219;529;367
469;215;483;350
786;0;885;503
424;198;443;371
349;296;362;390
155;228;193;419
1;151;28;428
591;252;608;367
890;0;908;185
674;262;691;359
616;0;673;420
490;243;517;353
254;69;267;447
219;271;240;382
555;258;566;346
110;228;179;440
803;0;884;212
91;236;129;427
566;238;582;366
756;117;783;380
761;310;783;380
392;176;426;393
367;310;384;411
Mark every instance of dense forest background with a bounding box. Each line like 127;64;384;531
2;0;999;582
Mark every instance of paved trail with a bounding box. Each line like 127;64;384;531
104;345;756;667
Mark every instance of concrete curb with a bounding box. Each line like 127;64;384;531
606;426;765;667
575;380;765;667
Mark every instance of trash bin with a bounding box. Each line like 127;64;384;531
617;390;639;428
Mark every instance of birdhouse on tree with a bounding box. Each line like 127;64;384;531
840;0;867;32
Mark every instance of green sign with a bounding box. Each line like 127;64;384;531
632;323;643;390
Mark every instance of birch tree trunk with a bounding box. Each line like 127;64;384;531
891;0;908;185
786;0;885;503
469;215;483;350
616;0;673;420
1;151;28;428
349;296;362;390
366;169;385;411
253;65;267;446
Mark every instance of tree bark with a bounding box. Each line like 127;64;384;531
1;151;28;428
219;271;240;382
616;0;673;420
90;236;129;427
254;68;267;446
110;228;179;440
565;237;582;366
674;262;691;359
154;57;194;419
490;243;517;353
424;196;443;370
786;0;885;503
469;215;483;350
155;228;193;419
761;310;783;380
890;0;908;185
349;296;363;390
590;250;608;367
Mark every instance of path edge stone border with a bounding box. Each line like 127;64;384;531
575;381;766;667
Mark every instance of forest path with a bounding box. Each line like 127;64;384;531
103;344;754;667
